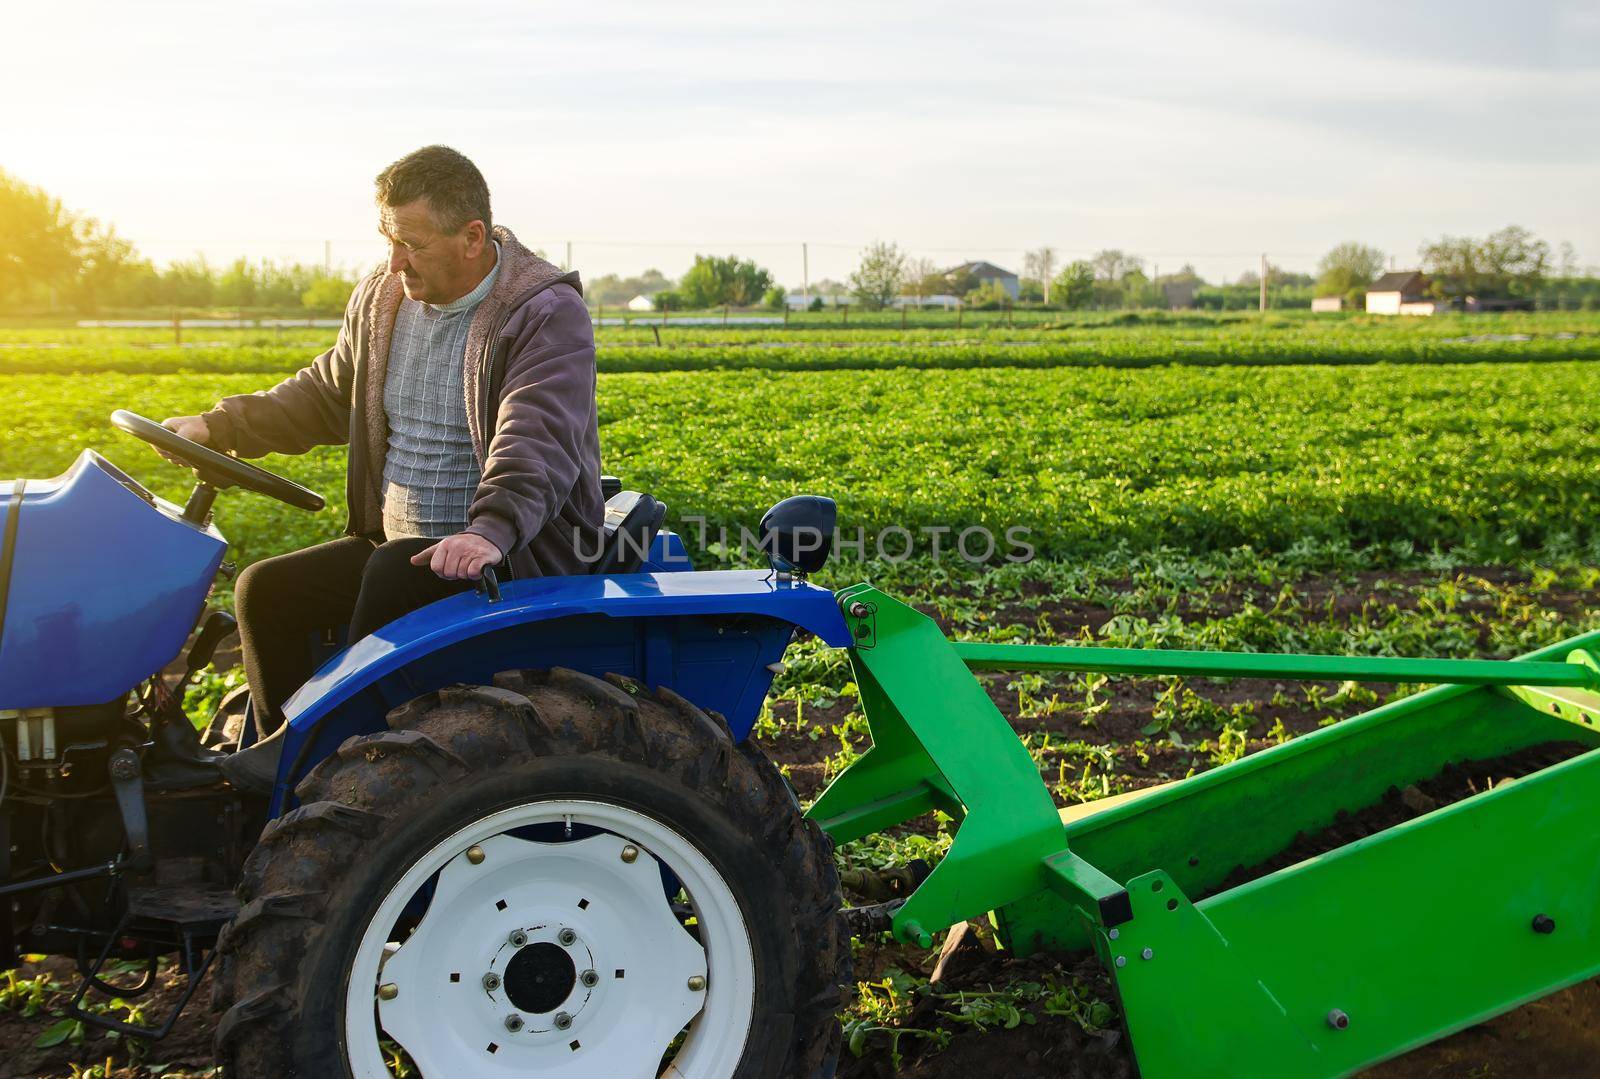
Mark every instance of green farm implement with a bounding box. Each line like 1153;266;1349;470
812;586;1600;1077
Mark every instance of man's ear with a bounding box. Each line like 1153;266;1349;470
464;220;488;257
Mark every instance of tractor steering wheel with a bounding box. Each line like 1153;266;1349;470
111;409;326;512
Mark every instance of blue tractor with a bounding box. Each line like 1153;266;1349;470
0;412;851;1077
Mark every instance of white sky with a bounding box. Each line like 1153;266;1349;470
3;0;1596;286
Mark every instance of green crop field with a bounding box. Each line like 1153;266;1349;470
2;360;1595;572
1;317;1598;1077
2;309;1598;375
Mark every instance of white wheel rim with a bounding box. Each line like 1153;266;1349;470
344;799;756;1078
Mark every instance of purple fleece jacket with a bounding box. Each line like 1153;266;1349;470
200;227;604;577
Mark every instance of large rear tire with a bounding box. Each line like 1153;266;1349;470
212;668;848;1077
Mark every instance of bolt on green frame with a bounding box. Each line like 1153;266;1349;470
807;584;1600;1077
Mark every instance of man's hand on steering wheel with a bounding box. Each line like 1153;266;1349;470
158;415;211;464
112;410;325;512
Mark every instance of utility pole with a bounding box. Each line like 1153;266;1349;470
801;243;810;308
564;241;573;271
1153;262;1160;309
1259;253;1268;312
323;240;331;276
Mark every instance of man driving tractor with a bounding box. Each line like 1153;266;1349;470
160;145;603;791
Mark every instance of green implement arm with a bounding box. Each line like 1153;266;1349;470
807;585;1600;1077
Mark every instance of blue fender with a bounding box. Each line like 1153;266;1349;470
269;569;850;813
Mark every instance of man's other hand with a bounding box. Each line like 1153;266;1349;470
156;415;210;465
411;532;503;580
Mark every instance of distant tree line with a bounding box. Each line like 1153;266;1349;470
0;168;359;315
1311;227;1599;310
553;233;1600;314
5;167;1596;316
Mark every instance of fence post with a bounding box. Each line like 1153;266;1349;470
901;305;907;330
172;308;181;345
842;304;848;326
957;305;963;329
723;303;729;326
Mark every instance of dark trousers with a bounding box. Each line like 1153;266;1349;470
233;536;476;735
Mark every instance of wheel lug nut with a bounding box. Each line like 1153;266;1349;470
377;983;398;1001
687;975;706;992
465;845;486;865
508;929;528;947
620;844;638;864
558;928;577;946
554;1011;573;1030
580;969;599;987
482;972;501;991
504;1014;524;1032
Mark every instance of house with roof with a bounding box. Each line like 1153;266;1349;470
946;260;1020;300
1365;271;1444;315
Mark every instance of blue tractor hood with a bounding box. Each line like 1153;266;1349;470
0;451;225;708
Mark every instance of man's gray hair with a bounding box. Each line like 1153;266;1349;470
375;145;492;234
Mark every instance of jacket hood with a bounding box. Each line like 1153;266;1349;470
485;226;581;308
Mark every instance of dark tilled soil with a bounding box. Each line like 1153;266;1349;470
1206;740;1590;897
837;743;1600;1078
839;946;1131;1079
0;957;215;1079
763;565;1581;805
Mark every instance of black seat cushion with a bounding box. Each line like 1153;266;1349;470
590;491;666;574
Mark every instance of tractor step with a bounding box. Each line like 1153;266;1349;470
67;885;237;1040
126;884;239;931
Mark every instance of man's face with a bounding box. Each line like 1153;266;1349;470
379;199;487;304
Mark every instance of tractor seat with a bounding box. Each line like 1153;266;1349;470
590;490;666;574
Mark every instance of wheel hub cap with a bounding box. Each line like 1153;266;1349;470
504;940;577;1014
374;831;709;1076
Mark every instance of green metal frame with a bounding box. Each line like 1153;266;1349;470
806;584;1600;1076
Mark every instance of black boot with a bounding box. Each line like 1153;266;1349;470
219;723;287;796
143;707;224;790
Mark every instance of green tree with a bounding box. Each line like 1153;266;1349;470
302;274;357;314
587;268;673;306
159;256;217;308
1090;249;1141;281
258;262;322;308
1316;242;1386;303
763;285;787;310
902;257;940;302
68;222;147;313
1051;261;1095;308
1420;225;1550;298
963;280;1010;310
0;169;80;309
848;240;907;311
1120;269;1154;307
217;257;260;308
677;255;774;308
